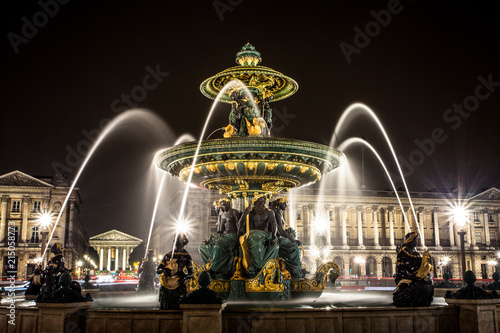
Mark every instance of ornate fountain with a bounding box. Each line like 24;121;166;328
155;43;344;300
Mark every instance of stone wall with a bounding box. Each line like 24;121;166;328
4;303;500;333
222;306;459;333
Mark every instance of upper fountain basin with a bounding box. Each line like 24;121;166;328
156;137;345;197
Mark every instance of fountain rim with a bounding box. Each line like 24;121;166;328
155;137;345;171
199;65;299;103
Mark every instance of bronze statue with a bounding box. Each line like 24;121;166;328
38;243;66;301
485;272;500;290
270;198;303;279
157;233;193;309
435;272;459;288
81;274;97;289
137;249;156;293
238;194;279;276
199;198;240;279
25;264;43;296
393;231;434;307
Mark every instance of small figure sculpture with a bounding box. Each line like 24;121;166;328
38;271;91;303
261;95;273;136
393;231;434;307
38;243;66;301
81;274;97;289
137;249;156;293
447;271;497;299
238;194;279;276
157;233;194;309
226;89;268;137
270;198;304;279
435;272;459;288
199;198;240;279
485;272;500;290
181;271;223;304
25;264;43;296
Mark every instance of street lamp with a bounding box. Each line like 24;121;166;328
76;260;83;279
451;205;468;275
37;209;53;267
354;256;366;277
438;255;451;278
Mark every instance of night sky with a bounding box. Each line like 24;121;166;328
1;1;499;241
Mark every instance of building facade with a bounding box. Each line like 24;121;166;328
89;229;142;271
151;186;500;279
0;170;88;278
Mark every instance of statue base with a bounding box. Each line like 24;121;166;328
191;260;340;301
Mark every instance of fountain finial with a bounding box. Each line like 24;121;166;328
236;43;262;66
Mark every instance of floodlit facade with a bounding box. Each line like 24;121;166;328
151;186;500;279
89;229;142;271
0;170;87;278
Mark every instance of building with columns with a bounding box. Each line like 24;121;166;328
89;229;142;271
0;170;88;278
150;185;500;280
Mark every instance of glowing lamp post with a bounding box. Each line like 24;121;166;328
452;205;468;275
354;256;366;278
38;210;53;267
76;260;83;279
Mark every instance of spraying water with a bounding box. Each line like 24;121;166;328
330;103;423;245
337;137;412;232
42;110;172;261
144;134;196;257
144;172;166;257
170;79;253;258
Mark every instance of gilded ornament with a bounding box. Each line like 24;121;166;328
246;259;284;293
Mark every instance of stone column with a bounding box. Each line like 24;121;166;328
308;204;315;246
116;247;120;270
325;204;331;246
417;207;426;247
433;208;442;249
107;248;111;271
483;209;491;247
21;196;30;242
403;206;410;234
0;196;8;242
388;206;395;249
373;206;381;249
376;257;383;277
341;206;349;249
450;218;456;249
123;248;127;270
469;221;477;250
303;205;309;245
357;205;365;249
100;248;103;271
360;260;367;276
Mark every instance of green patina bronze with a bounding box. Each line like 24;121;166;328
156;44;343;301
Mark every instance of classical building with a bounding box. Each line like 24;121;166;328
0;170;88;278
150;186;500;280
89;229;142;271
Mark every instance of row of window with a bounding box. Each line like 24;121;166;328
295;209;496;222
5;225;41;244
8;200;42;213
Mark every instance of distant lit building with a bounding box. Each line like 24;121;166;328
89;229;142;271
0;170;88;278
151;186;500;279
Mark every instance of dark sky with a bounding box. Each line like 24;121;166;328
1;0;499;240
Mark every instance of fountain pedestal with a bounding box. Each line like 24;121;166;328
445;299;500;333
181;303;226;333
36;301;93;333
